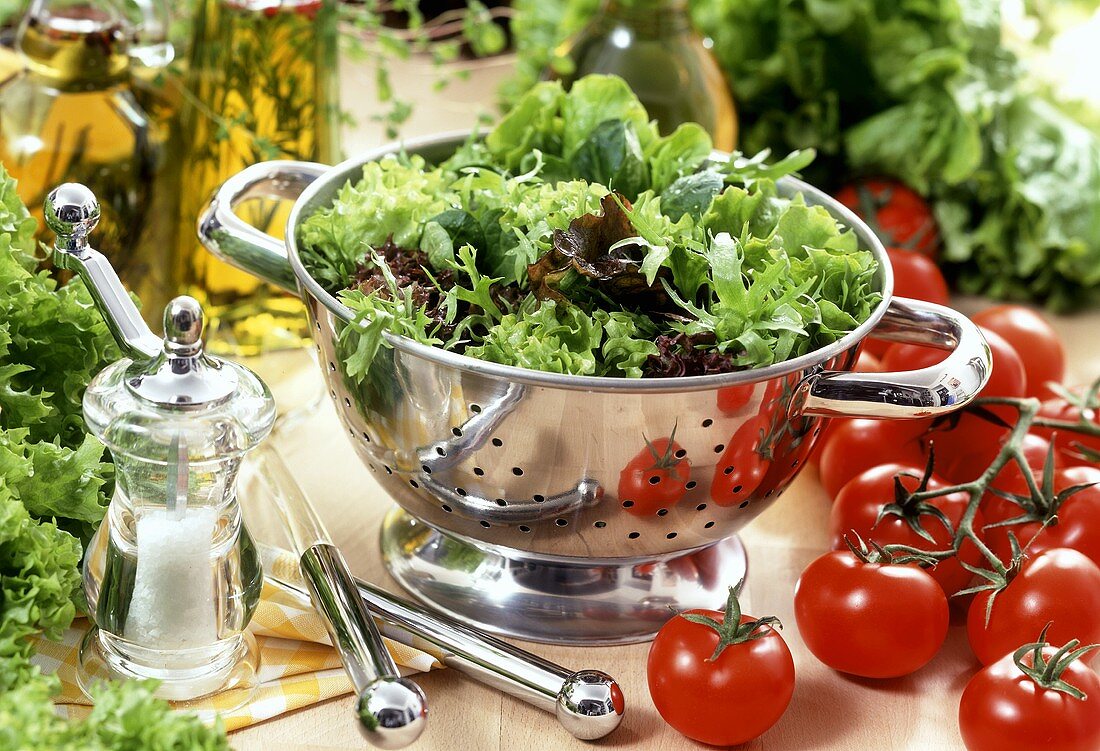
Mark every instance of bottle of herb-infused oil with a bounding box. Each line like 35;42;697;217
0;0;176;318
551;0;737;150
177;0;340;355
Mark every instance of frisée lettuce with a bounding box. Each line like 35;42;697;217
298;75;881;379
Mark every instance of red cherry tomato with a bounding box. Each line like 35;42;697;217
972;305;1065;401
835;179;940;259
863;250;950;358
959;645;1100;751
989;466;1100;567
967;548;1100;665
711;416;770;506
886;248;950;306
854;349;884;373
817;418;928;498
618;436;690;516
828;464;983;597
648;592;794;746
1034;392;1100;466
794;549;949;678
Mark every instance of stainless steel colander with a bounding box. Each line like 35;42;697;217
198;132;991;644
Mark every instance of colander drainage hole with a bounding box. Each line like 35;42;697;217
519;525;531;533
328;361;336;372
702;419;713;428
739;501;750;509
622;500;635;509
594;521;606;528
628;531;640;539
344;398;352;409
704;521;715;529
384;466;393;475
512;467;524;476
555;519;568;527
696;503;707;511
409;479;419;488
765;489;774;498
452;427;463;437
480;521;491;528
473;467;485;476
330;390;337;399
648;475;661;485
441;505;452;513
492;438;503;447
422;465;432;474
656;508;668;517
792;459;800;468
733;484;743;494
666;532;677;540
361;432;371;443
436;447;447;457
714;444;725;453
470;403;482;413
533;494;545;503
455;487;468;496
495;499;507;507
686;481;697;490
723;466;734;475
675;449;687;459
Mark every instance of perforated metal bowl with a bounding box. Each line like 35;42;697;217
199;132;991;643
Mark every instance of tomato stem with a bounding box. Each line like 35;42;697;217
678;582;783;662
1012;623;1100;701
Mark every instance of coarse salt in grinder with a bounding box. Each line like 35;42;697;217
45;184;277;706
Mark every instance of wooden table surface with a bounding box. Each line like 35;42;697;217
226;55;1100;751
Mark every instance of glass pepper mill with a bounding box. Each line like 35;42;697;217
45;183;276;706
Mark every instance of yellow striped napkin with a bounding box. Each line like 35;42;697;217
31;549;441;732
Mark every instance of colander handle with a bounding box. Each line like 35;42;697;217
793;297;992;419
197;160;328;293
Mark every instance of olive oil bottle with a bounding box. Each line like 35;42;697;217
178;0;340;355
0;0;174;317
553;0;737;150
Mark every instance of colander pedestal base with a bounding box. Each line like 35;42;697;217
379;507;748;645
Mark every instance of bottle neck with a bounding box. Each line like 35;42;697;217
18;4;131;90
600;0;692;34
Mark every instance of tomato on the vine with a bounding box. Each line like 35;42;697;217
967;548;1100;665
959;628;1100;751
711;416;770;506
835;179;940;259
816;418;928;498
828;463;982;597
988;466;1100;567
618;434;690;516
794;547;949;678
648;585;794;746
972;305;1065;401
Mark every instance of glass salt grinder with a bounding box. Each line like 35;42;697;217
46;183;276;708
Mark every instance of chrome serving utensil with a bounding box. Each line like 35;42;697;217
197;133;994;644
250;450;624;741
257;448;427;749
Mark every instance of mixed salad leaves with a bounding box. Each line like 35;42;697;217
0;167;228;748
507;0;1100;311
299;75;882;379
